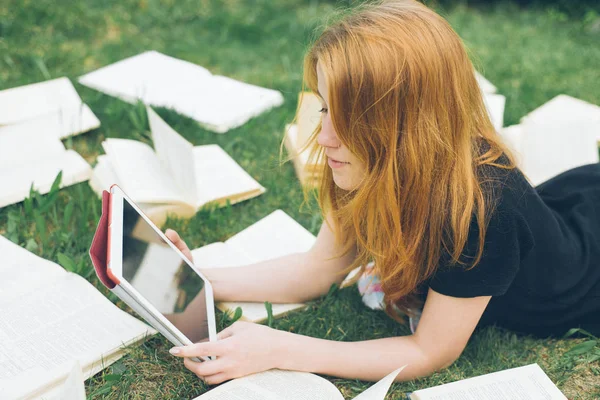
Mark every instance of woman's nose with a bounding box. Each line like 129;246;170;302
317;119;342;148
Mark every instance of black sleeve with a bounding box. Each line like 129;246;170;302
429;170;535;298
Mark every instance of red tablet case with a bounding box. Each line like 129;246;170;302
89;190;118;289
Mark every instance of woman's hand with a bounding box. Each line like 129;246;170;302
169;321;290;385
165;229;194;263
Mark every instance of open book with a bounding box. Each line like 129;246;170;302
194;366;405;400
499;95;600;186
284;92;325;188
408;363;566;399
0;123;92;209
190;210;316;322
0;77;100;138
0;236;154;399
90;106;265;225
78;51;284;133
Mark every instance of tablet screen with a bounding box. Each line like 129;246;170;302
121;197;210;343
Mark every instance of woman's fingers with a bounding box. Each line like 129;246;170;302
170;339;225;358
183;357;227;379
203;373;230;385
165;229;193;261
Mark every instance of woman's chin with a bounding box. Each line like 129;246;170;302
333;174;357;191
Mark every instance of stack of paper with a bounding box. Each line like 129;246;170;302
284;92;325;187
0;77;100;139
79;51;284;133
0;122;92;208
499;95;600;186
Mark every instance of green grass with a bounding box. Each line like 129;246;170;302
1;0;600;398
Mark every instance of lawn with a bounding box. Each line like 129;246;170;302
1;0;599;398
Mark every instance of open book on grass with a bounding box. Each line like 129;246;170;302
0;77;100;138
90;106;265;225
0;123;91;209
499;95;600;186
0;236;154;399
194;366;405;400
408;363;566;399
79;51;284;133
190;210;316;322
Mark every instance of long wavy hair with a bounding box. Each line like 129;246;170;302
294;0;514;319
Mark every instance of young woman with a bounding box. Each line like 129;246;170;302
166;0;600;385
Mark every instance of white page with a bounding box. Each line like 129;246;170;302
483;93;505;131
498;124;524;165
353;366;406;400
411;364;566;400
0;123;66;166
0;237;153;399
225;210;316;264
0;150;91;208
191;242;249;268
285;124;323;167
102;138;186;204
0;104;100;140
0;77;90;127
297;92;322;146
79;51;284;133
147;106;197;203
524;94;600;142
46;362;86;400
0;236;66;304
520;96;600;186
89;154;122;194
475;71;497;94
193;145;265;208
194;369;343;400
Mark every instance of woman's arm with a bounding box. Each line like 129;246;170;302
170;288;491;384
166;213;355;304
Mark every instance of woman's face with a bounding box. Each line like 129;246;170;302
316;61;366;191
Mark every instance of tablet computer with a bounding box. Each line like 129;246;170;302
91;184;217;361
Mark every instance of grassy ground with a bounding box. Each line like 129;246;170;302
1;0;599;398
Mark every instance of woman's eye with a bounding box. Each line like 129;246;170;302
318;107;328;114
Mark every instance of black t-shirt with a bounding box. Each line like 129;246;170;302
427;162;600;337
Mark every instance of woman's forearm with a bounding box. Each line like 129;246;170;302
277;332;449;382
202;251;344;304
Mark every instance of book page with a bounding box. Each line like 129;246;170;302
193;145;265;208
520;102;599;186
475;71;497;94
0;150;92;208
353;366;406;400
483;93;505;132
0;77;85;126
225;210;316;264
0;238;153;399
3;103;101;139
0;122;66;166
79;51;213;107
78;51;283;133
411;364;566;400
147;107;197;203
194;369;343;400
102;138;187;204
191;242;249;268
498;124;524;166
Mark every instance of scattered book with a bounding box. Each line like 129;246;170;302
407;363;566;399
78;51;284;133
0;123;92;209
0;236;154;399
483;92;506;132
194;366;406;400
499;95;600;186
89;106;266;226
0;77;100;138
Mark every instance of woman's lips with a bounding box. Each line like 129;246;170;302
327;157;349;169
